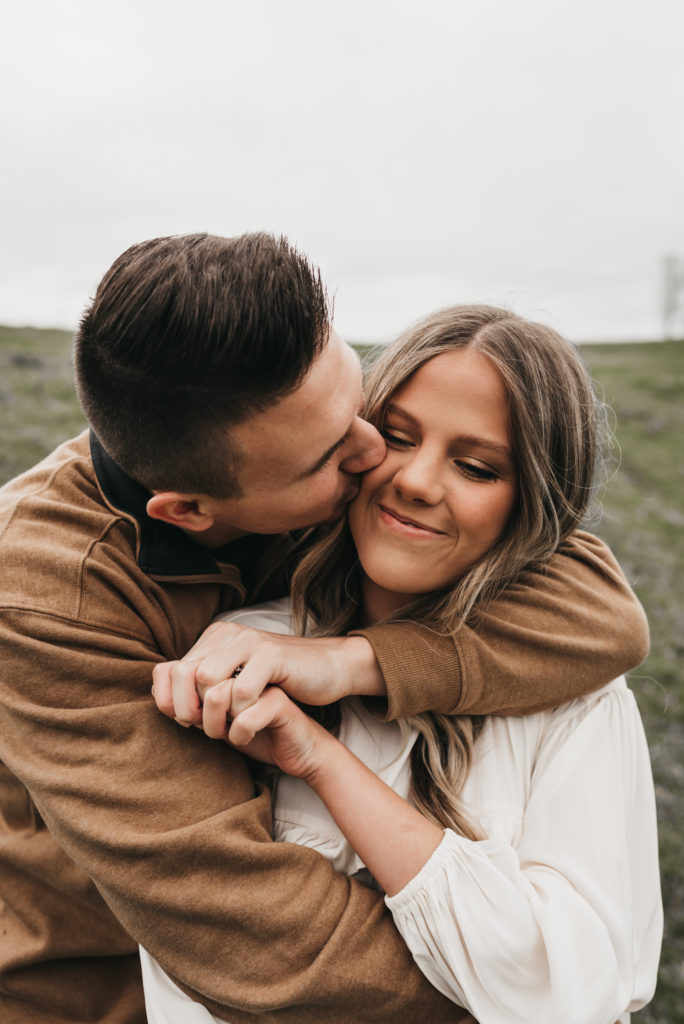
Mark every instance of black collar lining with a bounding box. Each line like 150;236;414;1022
90;431;224;578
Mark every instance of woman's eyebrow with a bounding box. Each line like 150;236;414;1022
386;404;513;459
386;402;416;423
456;435;513;458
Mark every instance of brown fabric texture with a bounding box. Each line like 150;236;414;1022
0;432;647;1023
356;531;649;720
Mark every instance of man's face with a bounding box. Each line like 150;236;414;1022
204;330;386;537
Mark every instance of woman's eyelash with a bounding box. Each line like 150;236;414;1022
456;462;498;481
381;429;412;448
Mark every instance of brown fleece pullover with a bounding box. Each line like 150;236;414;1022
0;431;648;1024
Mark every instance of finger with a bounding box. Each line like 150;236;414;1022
151;661;178;718
194;635;260;696
225;644;286;718
202;679;234;740
181;620;244;661
168;658;204;726
228;688;289;747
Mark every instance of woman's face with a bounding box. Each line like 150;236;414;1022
348;347;517;622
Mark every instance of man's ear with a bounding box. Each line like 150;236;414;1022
146;493;216;533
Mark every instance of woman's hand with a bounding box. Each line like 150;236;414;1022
152;620;384;729
204;680;330;781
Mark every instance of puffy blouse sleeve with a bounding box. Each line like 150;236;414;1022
385;682;662;1024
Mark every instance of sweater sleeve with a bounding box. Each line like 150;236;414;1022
384;686;662;1023
0;608;465;1024
353;531;649;720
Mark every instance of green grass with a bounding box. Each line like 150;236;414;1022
0;325;86;481
581;340;684;1022
1;326;682;1019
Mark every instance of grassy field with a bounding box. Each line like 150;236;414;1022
580;339;684;1023
0;325;87;482
1;325;682;1020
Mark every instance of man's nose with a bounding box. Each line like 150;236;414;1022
338;419;386;474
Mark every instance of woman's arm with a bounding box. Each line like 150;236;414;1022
222;686;443;896
226;682;662;1023
307;739;444;897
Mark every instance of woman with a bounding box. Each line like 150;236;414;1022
145;305;662;1023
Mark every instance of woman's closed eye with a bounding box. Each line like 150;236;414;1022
381;429;414;449
456;461;499;482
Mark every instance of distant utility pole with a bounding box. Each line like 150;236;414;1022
662;255;684;340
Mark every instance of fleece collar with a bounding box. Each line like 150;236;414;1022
89;431;303;592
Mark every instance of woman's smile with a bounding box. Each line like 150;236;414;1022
377;504;447;538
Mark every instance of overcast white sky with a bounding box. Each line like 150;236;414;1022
2;0;683;342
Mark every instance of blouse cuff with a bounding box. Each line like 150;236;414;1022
385;829;454;912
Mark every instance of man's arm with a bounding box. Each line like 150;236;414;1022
157;530;648;729
0;609;464;1024
355;530;649;720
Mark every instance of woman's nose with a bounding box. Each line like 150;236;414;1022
392;451;444;505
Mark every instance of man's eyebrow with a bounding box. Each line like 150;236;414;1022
298;433;349;479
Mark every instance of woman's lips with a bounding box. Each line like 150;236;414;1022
378;505;445;537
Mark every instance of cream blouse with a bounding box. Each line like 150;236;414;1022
141;599;662;1024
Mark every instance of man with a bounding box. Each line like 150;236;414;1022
0;233;648;1024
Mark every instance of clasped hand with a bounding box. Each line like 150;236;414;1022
152;619;384;769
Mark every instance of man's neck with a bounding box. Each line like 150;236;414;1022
181;520;249;550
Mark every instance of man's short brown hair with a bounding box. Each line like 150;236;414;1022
74;232;329;497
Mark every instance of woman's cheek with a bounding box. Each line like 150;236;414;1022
347;493;367;553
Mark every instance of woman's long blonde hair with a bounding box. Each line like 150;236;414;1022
292;305;607;840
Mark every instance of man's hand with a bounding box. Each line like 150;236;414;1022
151;620;386;729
